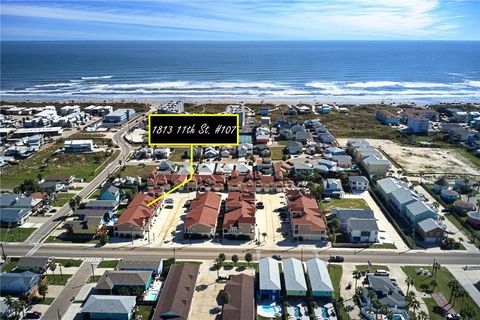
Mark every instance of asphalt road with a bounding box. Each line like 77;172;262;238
41;261;94;320
4;243;480;266
27;115;143;243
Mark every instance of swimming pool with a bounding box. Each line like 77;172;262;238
144;289;159;301
294;306;301;318
257;304;282;318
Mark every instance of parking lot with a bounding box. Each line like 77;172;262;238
189;262;256;320
255;193;290;248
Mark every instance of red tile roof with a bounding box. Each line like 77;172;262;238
114;194;157;228
287;190;326;231
184;191;221;229
223;192;256;228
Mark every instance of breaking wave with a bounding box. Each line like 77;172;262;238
1;78;479;101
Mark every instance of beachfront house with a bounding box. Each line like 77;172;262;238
82;295;137;320
305;258;333;297
258;258;282;300
283;258;307;296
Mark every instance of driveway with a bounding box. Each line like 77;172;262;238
446;265;480;308
41;262;95;320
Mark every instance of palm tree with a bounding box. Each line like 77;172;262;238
411;298;420;318
367;290;377;312
231;254;239;266
219;290;231;305
244;253;253;266
432;262;441;282
38;282;48;300
50;263;56;277
405;276;414;295
460;304;476;320
430;279;438;292
406;291;416;311
417;310;428;320
213;257;223;278
330;218;340;243
261;232;267;243
448;280;460;302
353;270;362;289
456;287;467;309
452;284;465;306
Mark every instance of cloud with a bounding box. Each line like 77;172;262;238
0;0;466;40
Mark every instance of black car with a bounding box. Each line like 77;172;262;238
272;254;282;260
328;256;344;263
256;202;265;209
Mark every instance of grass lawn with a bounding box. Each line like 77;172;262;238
119;164;156;179
51;192;75;207
45;234;98;244
270;147;284;160
328;264;351;320
87;275;102;283
455;148;480;169
1;141;119;189
369;243;397;249
0;227;36;242
97;260;119;268
355;265;390;272
1;260;18;272
402;266;480;318
169;147;188;161
55;258;83;267
137;305;153;320
321;198;370;212
45;274;72;285
422;298;445;320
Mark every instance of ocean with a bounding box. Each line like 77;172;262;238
1;41;479;102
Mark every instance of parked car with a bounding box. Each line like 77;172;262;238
24;312;42;319
272;255;282;260
445;313;460;320
256;202;265;209
329;256;344;263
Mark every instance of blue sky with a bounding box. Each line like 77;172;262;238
1;0;479;40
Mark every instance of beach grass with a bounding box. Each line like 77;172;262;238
320;198;370;212
1;141;119;190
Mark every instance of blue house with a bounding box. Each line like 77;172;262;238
306;258;333;297
405;200;437;226
433;177;450;194
99;184;121;202
0;272;40;297
258;258;281;300
440;189;460;203
82;295;137;320
323;179;344;198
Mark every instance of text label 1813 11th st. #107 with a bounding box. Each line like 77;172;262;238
148;114;240;146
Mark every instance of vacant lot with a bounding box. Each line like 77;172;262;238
0;227;36;242
1;142;119;189
367;139;479;175
321;198;370;212
119;164;157;179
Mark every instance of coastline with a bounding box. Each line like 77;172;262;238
2;96;479;107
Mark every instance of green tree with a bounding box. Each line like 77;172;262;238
417;310;428;320
367;290;376;312
353;270;362;289
50;263;57;277
411;298;420;318
218;253;226;263
219;290;231;305
261;232;267;243
430;279;438;292
448;280;460;302
68;195;81;211
213;257;224;278
405;276;414;296
38;282;48;300
231;254;239;266
460;304;476;320
244;253;253;266
330;218;340;243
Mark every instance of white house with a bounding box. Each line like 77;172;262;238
64;140;94;153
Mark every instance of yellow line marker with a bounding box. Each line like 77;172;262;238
147;145;194;207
